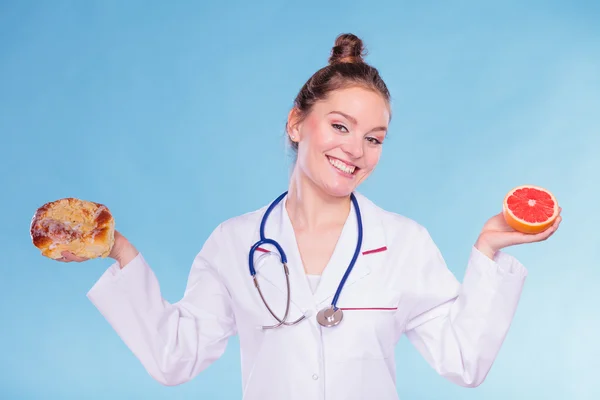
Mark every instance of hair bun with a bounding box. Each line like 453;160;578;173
328;33;367;65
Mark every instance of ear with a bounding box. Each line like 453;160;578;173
286;107;302;142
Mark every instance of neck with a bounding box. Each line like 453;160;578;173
286;166;351;232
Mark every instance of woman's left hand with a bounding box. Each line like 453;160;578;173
475;208;562;259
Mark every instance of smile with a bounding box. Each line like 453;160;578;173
327;156;357;175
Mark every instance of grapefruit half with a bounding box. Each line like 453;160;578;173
502;185;559;234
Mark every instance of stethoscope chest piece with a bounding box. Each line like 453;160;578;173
317;306;343;327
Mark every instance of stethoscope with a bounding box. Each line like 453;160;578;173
248;191;363;329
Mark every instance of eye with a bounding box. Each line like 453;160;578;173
332;123;348;133
366;137;382;145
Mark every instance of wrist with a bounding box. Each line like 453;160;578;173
474;237;497;260
116;244;139;269
109;232;139;268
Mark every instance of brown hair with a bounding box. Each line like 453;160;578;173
287;33;391;154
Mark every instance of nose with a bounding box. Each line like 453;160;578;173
342;136;363;159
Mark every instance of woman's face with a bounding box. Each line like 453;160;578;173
289;86;390;198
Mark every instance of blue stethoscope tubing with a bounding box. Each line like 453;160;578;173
248;191;363;329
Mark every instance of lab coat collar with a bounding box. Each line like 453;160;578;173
311;192;386;307
254;191;387;314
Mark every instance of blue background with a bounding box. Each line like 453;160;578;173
1;1;599;399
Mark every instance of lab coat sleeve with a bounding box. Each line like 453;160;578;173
86;224;236;386
402;228;527;388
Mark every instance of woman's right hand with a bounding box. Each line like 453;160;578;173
60;230;139;268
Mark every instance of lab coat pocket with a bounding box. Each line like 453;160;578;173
323;288;401;362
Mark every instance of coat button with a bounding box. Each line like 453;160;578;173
312;374;319;380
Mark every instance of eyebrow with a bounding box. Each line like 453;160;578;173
328;111;388;133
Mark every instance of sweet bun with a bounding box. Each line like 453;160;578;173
30;198;115;260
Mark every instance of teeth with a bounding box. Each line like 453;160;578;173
328;157;355;174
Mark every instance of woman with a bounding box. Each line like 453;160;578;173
63;33;561;399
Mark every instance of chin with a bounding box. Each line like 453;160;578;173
320;182;358;198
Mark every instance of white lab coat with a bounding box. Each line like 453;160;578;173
87;192;527;399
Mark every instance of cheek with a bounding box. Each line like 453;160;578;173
304;118;336;150
363;151;382;170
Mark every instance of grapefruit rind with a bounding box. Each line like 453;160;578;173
502;185;559;234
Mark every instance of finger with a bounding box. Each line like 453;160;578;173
552;219;560;231
545;226;558;240
545;216;562;236
61;251;88;263
500;229;549;246
527;223;559;242
518;232;546;244
550;216;562;234
493;231;536;247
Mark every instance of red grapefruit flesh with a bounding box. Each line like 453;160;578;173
502;185;559;234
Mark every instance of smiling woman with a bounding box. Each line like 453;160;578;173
288;87;389;196
286;33;390;167
57;32;561;400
